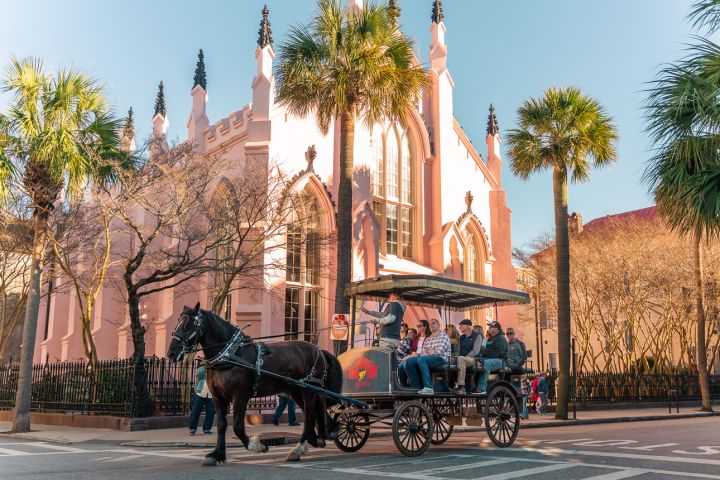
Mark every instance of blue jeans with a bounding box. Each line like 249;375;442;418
189;394;216;432
477;358;505;392
522;395;528;417
404;355;446;389
272;396;297;424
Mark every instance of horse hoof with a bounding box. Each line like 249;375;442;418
201;457;222;467
317;438;326;448
286;452;301;462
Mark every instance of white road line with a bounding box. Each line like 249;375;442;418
468;463;576;480
322;459;515;480
508;446;720;466
581;470;650;480
541;438;593;444
106;454;145;462
573;440;638;447
421;459;516;475
90;456;115;462
33;442;87;452
358;454;475;470
619;443;679;451
0;447;33;456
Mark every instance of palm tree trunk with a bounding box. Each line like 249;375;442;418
11;209;49;433
334;110;355;317
691;233;713;412
552;167;571;420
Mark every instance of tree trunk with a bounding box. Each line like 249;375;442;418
692;233;713;412
127;290;150;416
552;167;571;420
11;209;49;433
334;110;355;319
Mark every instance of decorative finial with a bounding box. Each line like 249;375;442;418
305;145;317;172
388;0;401;25
465;191;473;213
487;103;499;136
193;49;207;90
123;107;134;140
258;5;273;48
154;81;167;117
431;0;444;24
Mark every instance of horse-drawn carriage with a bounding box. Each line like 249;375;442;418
332;274;531;456
168;274;530;464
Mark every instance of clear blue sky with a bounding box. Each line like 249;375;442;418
0;0;703;248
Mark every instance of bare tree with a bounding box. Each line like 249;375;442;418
0;189;32;362
99;140;234;413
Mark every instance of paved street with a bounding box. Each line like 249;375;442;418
2;417;720;479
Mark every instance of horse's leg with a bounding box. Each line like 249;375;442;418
315;394;328;448
233;397;268;453
202;398;227;466
287;391;319;462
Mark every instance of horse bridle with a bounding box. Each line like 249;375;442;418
171;311;205;361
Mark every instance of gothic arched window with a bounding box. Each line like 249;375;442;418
372;126;415;258
285;192;322;342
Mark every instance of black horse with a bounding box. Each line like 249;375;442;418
167;303;342;464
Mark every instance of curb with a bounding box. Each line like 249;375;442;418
6;411;719;448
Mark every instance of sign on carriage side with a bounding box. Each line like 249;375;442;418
330;313;349;341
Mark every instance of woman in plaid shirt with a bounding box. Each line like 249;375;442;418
403;319;450;394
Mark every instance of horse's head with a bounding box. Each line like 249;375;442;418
167;302;204;363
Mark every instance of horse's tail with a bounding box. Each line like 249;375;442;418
321;350;343;405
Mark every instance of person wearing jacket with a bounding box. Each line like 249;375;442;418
451;319;483;395
506;328;527;370
361;291;407;353
473;321;508;394
189;365;216;435
536;372;549;415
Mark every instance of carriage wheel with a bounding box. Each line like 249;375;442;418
484;385;520;448
333;412;370;452
430;399;454;445
392;401;433;457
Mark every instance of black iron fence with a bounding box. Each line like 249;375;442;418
0;357;276;417
546;372;720;404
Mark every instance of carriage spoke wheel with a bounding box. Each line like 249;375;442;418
430;399;454;445
392;401;433;457
484;385;520;448
333;412;370;452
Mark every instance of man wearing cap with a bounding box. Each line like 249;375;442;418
472;320;508;395
361;291;407;353
451;319;483;395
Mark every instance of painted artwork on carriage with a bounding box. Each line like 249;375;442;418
340;348;391;394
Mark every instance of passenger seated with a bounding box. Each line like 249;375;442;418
403;319;450;395
451;319;484;395
472;320;508;395
398;322;429;387
506;328;527;371
396;328;416;362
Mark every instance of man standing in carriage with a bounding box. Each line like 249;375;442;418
361;290;407;353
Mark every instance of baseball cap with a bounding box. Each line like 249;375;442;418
487;320;502;330
458;319;473;326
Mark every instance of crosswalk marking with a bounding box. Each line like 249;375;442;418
581;470;649;480
541;437;593;444
470;463;576;480
33;442;87;452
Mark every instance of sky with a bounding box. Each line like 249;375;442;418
0;0;706;249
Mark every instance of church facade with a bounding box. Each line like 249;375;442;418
34;0;519;362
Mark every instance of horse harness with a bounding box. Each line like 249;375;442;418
195;319;327;398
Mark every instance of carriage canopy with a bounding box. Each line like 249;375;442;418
344;274;530;311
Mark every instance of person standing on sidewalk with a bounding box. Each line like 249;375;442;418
519;374;531;419
272;393;300;426
536;372;549;416
189;365;216;435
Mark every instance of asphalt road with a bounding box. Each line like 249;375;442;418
2;417;720;480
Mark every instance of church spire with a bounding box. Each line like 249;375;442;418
388;0;401;25
123;107;134;140
193;49;207;90
487;104;499;136
258;5;273;48
154;81;167;117
431;0;444;24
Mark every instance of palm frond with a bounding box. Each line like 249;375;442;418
689;0;720;34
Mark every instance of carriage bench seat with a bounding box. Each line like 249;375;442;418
510;367;534;375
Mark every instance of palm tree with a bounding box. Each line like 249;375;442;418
0;57;123;432
645;38;720;412
274;0;427;321
506;87;618;420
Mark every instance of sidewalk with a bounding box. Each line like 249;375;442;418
2;407;718;448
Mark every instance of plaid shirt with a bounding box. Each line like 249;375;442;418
396;337;413;361
419;332;451;361
520;375;531;395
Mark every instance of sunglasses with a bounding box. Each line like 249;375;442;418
507;332;515;335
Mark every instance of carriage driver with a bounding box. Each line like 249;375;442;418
361;290;407;353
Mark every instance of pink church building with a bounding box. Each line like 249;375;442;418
34;0;519;363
